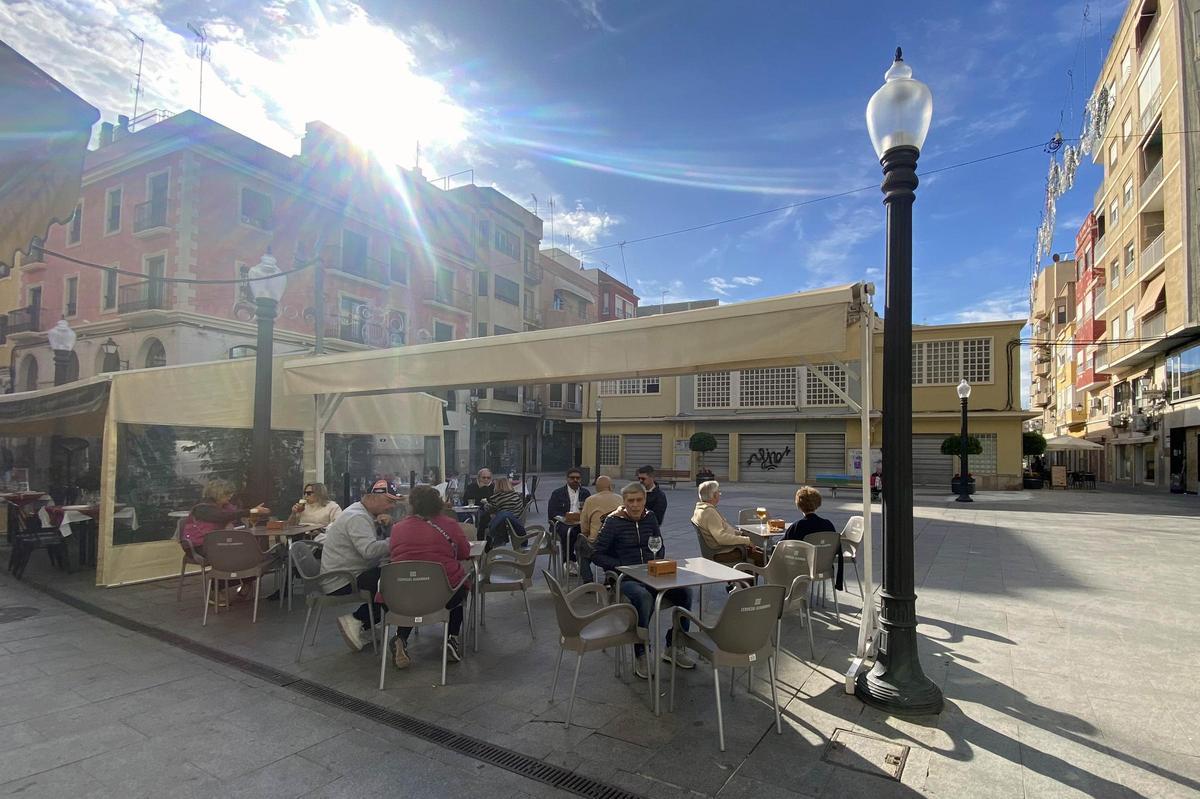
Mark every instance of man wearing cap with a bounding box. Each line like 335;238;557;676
320;479;404;652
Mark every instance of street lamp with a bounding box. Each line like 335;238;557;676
956;379;973;503
247;251;287;507
99;337;127;372
47;319;77;386
593;397;603;485
855;48;944;716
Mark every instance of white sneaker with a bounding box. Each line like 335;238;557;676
663;648;696;669
634;654;651;680
567;562;579;576
337;614;365;652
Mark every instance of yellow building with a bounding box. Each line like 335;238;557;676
0;254;22;391
1028;256;1076;435
580;318;1030;490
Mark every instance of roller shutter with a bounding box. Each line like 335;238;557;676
913;434;953;485
707;433;730;479
738;433;796;483
805;433;847;480
623;434;662;478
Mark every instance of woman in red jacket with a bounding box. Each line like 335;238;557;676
388;484;472;669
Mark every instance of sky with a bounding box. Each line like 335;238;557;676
0;0;1127;399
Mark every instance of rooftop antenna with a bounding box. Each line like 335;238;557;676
186;22;209;115
661;290;667;312
548;196;555;248
414;140;421;172
128;30;145;124
530;194;538;219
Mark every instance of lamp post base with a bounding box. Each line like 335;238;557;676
855;593;944;716
955;493;973;503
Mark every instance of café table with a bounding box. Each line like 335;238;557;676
246;523;327;610
461;540;487;647
453;505;481;527
737;522;786;554
616;557;754;715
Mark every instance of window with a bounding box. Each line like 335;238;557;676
389;246;409;284
602;293;610;314
1123;176;1134;207
926;340;960;384
103;268;117;310
494;275;520;305
1125;242;1135;275
64;276;78;316
961;338;992;382
804;364;847;406
742;367;798;407
144;338;166;369
493;325;517;336
523;244;535;273
1125;305;1136;336
1110;199;1120;231
477;220;490;249
239;188;273;230
911;342;925;385
435;268;454;304
1122;113;1133;143
599;435;619;465
1076;349;1084;368
696;371;732;408
1055;304;1067;325
912;339;992;384
599;378;660;395
339;296;368;343
434;321;454;342
341;230;368;276
67;201;82;245
105;188;122;234
1168;341;1200;400
577;297;588;318
553;291;566;310
477;271;488;295
524;289;535;312
494;228;519;259
1121;48;1133;83
387;311;406;346
1139;48;1162;116
476;323;487;337
1113;313;1122;342
1110;258;1121;289
493;385;519;402
1108;142;1118;168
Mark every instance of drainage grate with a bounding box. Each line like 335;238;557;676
0;606;40;624
26;580;644;799
822;728;910;781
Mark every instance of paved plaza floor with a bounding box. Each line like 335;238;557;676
3;483;1198;797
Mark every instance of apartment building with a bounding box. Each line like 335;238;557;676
582;318;1029;490
1065;0;1200;491
585;267;638;321
1030;256;1078;434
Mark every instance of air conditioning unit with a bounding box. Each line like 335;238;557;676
1109;413;1129;428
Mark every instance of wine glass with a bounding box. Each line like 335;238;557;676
648;535;663;560
755;507;768;527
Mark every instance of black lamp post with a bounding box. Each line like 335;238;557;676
956;379;973;502
855;48;944;716
593;397;603;485
48;320;76;386
247;252;287;508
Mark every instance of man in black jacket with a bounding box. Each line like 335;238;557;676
636;465;667;525
592;482;694;679
547;467;590;576
461;469;495;506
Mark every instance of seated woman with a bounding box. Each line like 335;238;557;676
181;479;271;600
387;485;472;669
288;482;341;529
783;485;840;589
478;476;525;532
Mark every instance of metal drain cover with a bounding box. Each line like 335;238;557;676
0;607;40;624
822;728;910;781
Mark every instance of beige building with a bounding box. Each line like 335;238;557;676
580;318;1030;490
1029;256;1077;435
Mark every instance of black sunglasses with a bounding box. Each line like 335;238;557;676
304;490;314;495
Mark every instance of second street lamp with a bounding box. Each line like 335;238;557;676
593;397;603;485
956;379;973;503
247;252;287;508
47;319;77;386
855;48;944;716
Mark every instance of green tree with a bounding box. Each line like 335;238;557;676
1022;431;1047;457
689;432;718;470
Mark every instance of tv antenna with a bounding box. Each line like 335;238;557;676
128;30;145;123
186;22;210;115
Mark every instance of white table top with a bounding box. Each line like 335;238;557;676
168;511;191;518
737;523;785;538
618;557;753;591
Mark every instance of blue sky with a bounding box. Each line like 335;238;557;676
2;0;1123;324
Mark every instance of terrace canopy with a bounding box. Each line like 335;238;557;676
0;354;443;587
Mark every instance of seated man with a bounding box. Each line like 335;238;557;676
320;479;401;652
577;475;621;582
547;467;590;576
461;468;495;506
591;482;695;679
691;480;764;566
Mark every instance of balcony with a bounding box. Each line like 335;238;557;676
1140;231;1165;277
523;307;543;327
544;306;596;328
1141;309;1166;339
523;262;543;284
19;239;45;271
1033;390;1051;408
118;280;167;314
1064;406;1087;425
522;398;543;416
1077;364;1109;392
423;281;473;315
6;305;44;334
132;200;169;236
333;254;389;285
1033;355;1052;378
1140;86;1162;133
1095;232;1108;258
1140;159;1164;209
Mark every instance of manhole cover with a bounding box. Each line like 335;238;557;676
0;607;40;624
821;728;910;781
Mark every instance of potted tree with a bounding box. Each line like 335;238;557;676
689;432;717;485
941;435;981;495
1022;431;1048;489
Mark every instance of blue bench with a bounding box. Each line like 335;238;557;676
812;474;869;499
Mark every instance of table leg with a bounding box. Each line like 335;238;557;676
653;590;666;716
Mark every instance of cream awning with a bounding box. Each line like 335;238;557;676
1137;273;1166;319
0;41;99;269
283;284;860;396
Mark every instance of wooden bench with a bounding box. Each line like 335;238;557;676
653;469;690;489
812;473;871;499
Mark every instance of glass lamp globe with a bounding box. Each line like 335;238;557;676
100;337;118;355
47;319;77;352
247;253;287;302
957;379;972;400
866;48;933;158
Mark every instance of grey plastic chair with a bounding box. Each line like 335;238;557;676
839;516;864;597
376;561;469;688
806;531;840;620
737;508;763;525
690;520;748;606
735;540;815;659
290;540;376;662
476;536;540;652
175;517;209;608
669;583;785;751
201;529;282;625
543;571;642;729
511;523;560;581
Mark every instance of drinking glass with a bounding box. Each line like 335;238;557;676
648;535;663;560
755;507;768;525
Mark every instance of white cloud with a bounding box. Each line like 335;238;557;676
705;275;762;296
559;0;617;31
551;202;619;248
636;278;701;304
732;275;762;286
954;294;1029;323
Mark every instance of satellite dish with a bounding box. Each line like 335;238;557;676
416;328;432;344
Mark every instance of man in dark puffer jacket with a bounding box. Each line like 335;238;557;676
591;481;695;679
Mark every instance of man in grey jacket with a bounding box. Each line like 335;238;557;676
320;479;402;652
